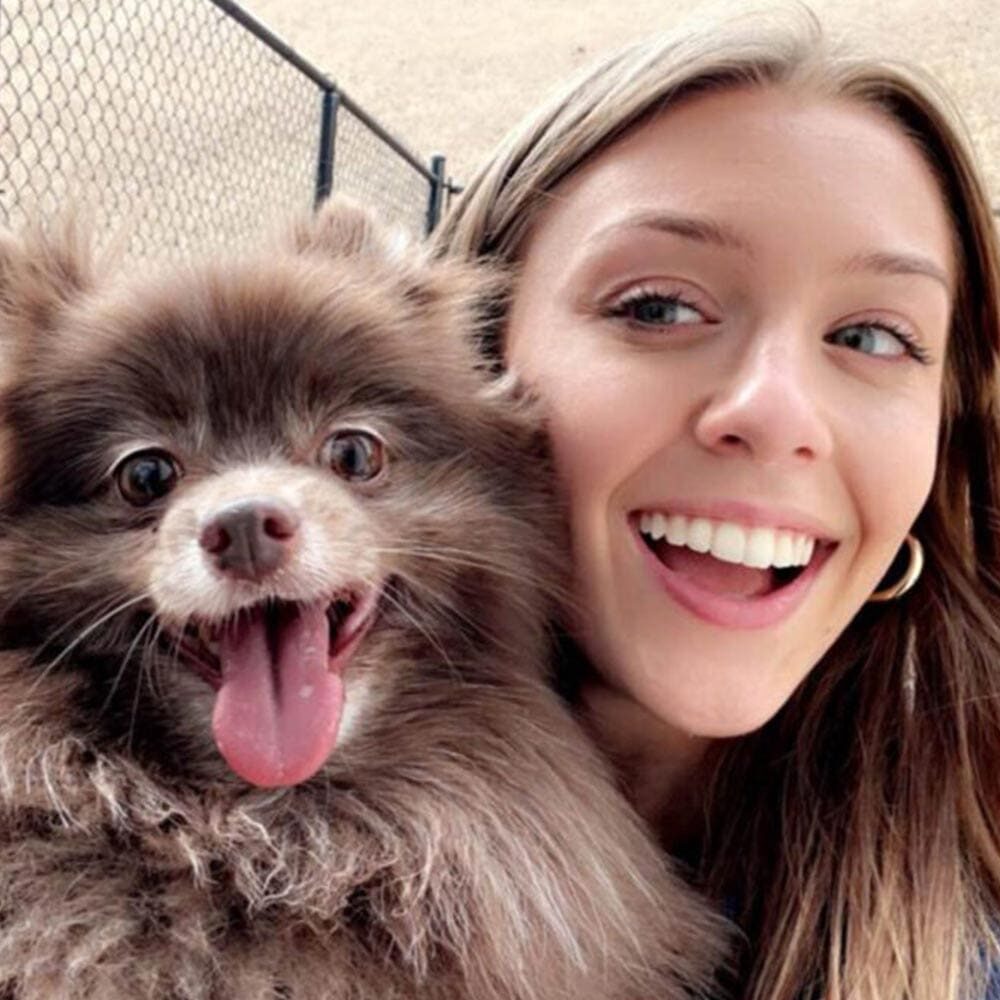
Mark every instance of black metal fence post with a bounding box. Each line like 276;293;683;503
315;88;340;207
425;153;447;234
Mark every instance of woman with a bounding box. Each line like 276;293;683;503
436;8;1000;1000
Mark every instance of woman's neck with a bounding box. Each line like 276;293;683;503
577;676;712;852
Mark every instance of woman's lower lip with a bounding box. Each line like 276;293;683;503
631;523;833;629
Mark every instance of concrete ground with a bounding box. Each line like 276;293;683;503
246;0;1000;202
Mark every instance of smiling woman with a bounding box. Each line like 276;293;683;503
438;8;1000;1000
506;84;952;738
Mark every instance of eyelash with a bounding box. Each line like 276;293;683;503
829;319;933;365
603;288;708;326
604;289;933;364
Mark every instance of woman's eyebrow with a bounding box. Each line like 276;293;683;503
587;211;752;252
839;251;953;293
582;215;952;293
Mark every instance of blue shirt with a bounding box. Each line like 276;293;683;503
986;960;1000;1000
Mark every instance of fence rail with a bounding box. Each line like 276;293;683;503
0;0;454;261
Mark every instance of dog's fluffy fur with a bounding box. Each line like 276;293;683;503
0;204;727;999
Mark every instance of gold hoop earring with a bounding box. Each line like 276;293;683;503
869;534;924;603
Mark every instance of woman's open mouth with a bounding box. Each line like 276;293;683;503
633;511;837;629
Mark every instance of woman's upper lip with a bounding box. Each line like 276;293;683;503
631;498;840;543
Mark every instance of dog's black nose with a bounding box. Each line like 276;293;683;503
199;498;301;582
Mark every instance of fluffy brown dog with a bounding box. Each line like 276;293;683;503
0;203;726;999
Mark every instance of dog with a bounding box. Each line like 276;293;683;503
0;202;727;999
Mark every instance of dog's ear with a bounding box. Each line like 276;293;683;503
289;194;508;368
0;217;94;343
288;195;413;265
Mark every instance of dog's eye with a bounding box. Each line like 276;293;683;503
322;430;384;482
115;450;182;506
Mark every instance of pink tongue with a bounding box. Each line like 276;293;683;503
212;601;343;788
657;543;774;598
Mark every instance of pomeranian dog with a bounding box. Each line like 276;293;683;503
0;202;727;1000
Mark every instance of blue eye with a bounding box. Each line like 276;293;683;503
609;292;705;327
826;322;928;362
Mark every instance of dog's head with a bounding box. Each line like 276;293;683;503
0;202;558;789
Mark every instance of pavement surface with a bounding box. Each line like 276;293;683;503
246;0;1000;203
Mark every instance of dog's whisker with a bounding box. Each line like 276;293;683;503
145;619;172;701
376;586;459;674
144;622;182;708
392;573;484;637
28;596;124;662
126;644;148;755
373;544;572;605
390;572;536;664
120;612;167;752
0;560;85;615
0;564;124;619
99;611;158;717
27;593;150;695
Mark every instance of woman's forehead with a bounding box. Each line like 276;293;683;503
524;84;956;294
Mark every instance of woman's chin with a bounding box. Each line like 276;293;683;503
606;639;812;740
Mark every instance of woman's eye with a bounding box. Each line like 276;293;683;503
115;450;182;506
321;429;385;482
609;292;706;327
825;322;910;359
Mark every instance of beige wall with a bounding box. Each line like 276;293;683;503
246;0;1000;201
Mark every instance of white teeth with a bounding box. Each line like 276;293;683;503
639;512;667;540
687;518;713;553
665;514;687;546
638;513;820;571
799;536;815;565
773;532;795;568
710;522;745;564
744;527;776;569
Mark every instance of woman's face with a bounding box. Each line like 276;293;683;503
506;85;955;736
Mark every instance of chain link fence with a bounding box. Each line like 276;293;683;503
0;0;453;261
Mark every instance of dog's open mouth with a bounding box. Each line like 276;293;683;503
170;588;379;789
175;590;377;690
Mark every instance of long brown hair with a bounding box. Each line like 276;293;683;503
436;8;1000;999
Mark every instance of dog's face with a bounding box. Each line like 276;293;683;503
0;206;555;789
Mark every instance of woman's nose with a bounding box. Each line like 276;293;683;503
693;337;834;465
